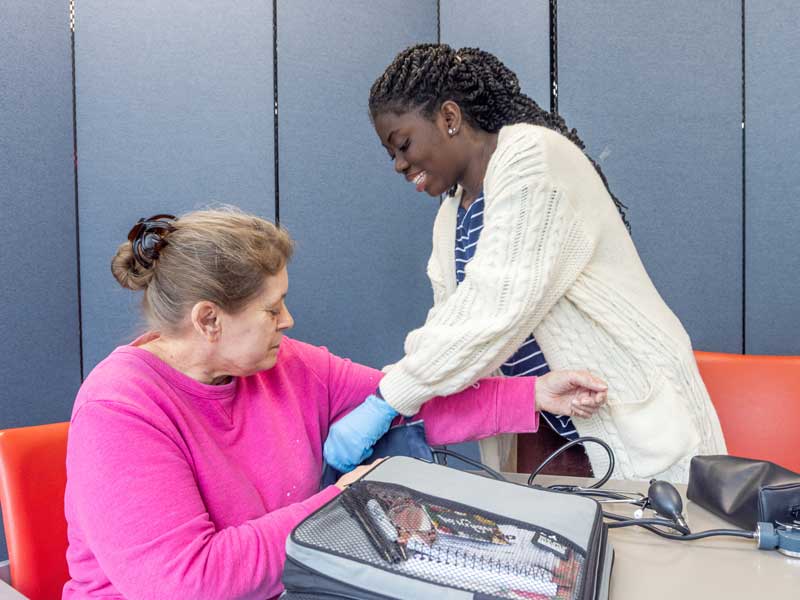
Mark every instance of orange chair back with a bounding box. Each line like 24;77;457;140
694;351;800;472
0;422;70;600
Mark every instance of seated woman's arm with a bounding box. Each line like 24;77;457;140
317;342;535;437
414;376;538;445
318;342;604;447
67;400;338;600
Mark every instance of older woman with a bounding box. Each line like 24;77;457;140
63;208;606;600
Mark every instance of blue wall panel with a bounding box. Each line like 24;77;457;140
559;1;743;353
0;0;80;561
277;1;438;368
75;0;275;373
745;1;800;355
440;0;550;109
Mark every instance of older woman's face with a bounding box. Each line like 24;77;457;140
215;268;293;376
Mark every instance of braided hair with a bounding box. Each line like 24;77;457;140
369;43;629;230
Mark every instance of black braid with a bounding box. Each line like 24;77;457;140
369;43;629;230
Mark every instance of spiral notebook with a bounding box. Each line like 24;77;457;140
366;483;584;599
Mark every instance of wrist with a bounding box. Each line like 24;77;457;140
533;377;555;415
369;390;398;418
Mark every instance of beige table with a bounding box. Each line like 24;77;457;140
1;476;796;599
0;580;26;600
505;473;799;599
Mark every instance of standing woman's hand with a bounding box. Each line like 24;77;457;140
535;371;608;418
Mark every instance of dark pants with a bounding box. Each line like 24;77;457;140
517;425;594;477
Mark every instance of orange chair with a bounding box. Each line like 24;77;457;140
0;422;70;600
694;351;800;472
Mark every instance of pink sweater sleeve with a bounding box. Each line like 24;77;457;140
67;401;338;600
415;376;539;445
294;341;383;423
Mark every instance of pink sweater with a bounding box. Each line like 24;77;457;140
63;337;539;600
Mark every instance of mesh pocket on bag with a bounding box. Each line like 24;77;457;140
292;481;587;600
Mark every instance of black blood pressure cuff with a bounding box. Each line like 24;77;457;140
687;455;800;530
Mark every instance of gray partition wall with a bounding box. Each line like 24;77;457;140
745;1;800;355
559;1;744;353
5;0;800;564
75;0;276;372
277;0;439;368
0;0;80;564
440;0;550;107
1;0;80;422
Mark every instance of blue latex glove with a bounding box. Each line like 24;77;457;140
323;394;399;473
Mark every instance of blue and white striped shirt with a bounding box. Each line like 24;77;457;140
455;193;578;440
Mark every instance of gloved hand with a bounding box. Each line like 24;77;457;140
323;394;398;472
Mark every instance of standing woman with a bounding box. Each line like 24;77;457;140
324;44;726;483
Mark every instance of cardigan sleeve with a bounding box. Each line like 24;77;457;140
380;129;597;415
418;252;449;327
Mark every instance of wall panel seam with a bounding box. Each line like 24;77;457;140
437;0;441;43
549;0;558;115
741;0;746;354
70;0;85;379
273;0;281;224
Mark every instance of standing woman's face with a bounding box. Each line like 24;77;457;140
373;108;464;198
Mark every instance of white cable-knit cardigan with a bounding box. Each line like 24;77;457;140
380;123;727;483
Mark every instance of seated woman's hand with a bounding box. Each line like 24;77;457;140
323;394;398;472
334;459;386;490
535;370;607;419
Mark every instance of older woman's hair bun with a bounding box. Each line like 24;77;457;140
111;214;177;291
111;242;155;291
